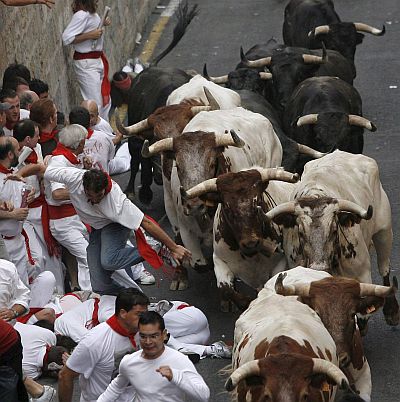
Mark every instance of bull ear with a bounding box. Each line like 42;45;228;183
356;32;365;45
272;213;297;228
337;212;361;227
358;296;385;315
309;373;333;389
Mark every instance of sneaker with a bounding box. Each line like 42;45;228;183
137;268;155;285
31;385;57;402
209;341;232;359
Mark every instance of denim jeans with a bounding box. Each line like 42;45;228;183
87;223;143;295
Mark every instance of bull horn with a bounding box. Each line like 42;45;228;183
215;129;245;148
275;272;311;297
240;46;271;68
302;54;325;65
354;23;385;36
348;115;377;132
203;87;221;110
254;167;299;184
183;178;218;199
117;116;150;136
337;200;373;220
141;138;173;158
202;64;229;84
359;282;395;298
297;143;327;159
309;25;330;37
265;201;296;221
312;358;349;390
190;105;212;116
296;114;318;127
225;360;261;391
259;72;273;80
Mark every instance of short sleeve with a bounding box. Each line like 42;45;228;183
62;11;89;46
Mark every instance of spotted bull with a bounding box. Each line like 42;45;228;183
227;286;355;402
263;150;399;327
183;167;298;311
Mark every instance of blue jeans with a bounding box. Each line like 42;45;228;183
87;223;143;295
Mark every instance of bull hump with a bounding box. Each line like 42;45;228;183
255;336;319;359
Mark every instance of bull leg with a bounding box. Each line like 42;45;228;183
126;139;141;199
179;225;208;268
373;228;399;326
348;361;372;402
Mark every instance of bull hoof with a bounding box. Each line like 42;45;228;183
383;295;400;326
178;279;189;290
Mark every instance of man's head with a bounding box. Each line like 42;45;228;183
0;102;11;127
115;288;149;334
58;124;87;154
81;100;99;127
0;137;20;167
4;76;30;96
19;90;39;111
29;78;49;99
72;0;97;13
13;119;39;149
138;311;167;359
30;98;57;130
69;106;90;130
82;169;109;204
0;89;20;126
43;345;69;377
2;63;31;89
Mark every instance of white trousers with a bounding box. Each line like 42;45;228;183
3;234;31;285
29;271;56;307
49;215;91;290
73;58;111;121
109;143;131;175
24;206;64;293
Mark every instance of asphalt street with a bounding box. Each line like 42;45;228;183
48;1;400;401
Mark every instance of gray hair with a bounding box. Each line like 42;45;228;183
58;124;87;150
19;91;33;109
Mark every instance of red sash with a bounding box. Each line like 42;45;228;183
73;51;111;107
21;229;35;265
48;204;77;220
52;143;80;165
106;315;136;348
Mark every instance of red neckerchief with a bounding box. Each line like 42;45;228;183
87;128;94;139
25;149;38;164
52;143;79;165
106;315;137;348
39;129;58;144
0;163;13;174
104;176;163;269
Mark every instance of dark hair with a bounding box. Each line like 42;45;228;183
34;319;55;332
29;78;49;96
138;311;165;331
56;335;77;352
47;345;68;366
2;63;31;88
0;88;18;103
30;98;56;127
69;106;90;129
111;71;131;107
74;0;97;14
57;111;65;126
3;76;29;91
115;288;149;316
0;138;14;159
13;119;36;142
82;169;109;193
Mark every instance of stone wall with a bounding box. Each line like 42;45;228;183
0;0;158;114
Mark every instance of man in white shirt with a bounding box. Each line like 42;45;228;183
98;311;210;402
0;89;20;136
58;288;149;402
43;165;191;295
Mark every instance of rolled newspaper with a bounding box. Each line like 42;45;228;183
15;146;33;171
92;6;111;50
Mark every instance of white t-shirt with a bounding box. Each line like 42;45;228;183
98;346;210;402
83;129;115;173
62;10;103;53
44;166;144;230
66;321;136;402
93;117;114;138
14;322;57;380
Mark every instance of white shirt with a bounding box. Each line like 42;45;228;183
20;109;30;120
93;117;114;138
0;171;25;236
98;346;210;402
62;10;103;53
0;259;30;312
66;321;136;402
83;129;115;173
14;322;56;380
44;166;144;230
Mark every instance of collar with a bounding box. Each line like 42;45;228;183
52;143;79;165
39;129;58;144
106;315;137;348
25;149;38;164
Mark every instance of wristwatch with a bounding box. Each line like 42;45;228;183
11;308;19;318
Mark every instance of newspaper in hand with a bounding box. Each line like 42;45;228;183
92;6;111;50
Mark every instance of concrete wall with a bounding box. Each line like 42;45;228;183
0;0;158;114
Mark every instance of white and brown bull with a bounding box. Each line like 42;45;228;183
183;167;298;311
227;286;356;402
142;108;283;283
265;267;397;401
263;150;399;327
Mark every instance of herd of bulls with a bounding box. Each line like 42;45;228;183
117;1;398;401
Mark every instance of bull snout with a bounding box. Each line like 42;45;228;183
183;199;207;217
239;239;260;255
338;352;351;368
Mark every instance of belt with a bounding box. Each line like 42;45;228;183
48;204;77;220
73;50;103;60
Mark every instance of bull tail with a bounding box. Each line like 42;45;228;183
151;1;199;66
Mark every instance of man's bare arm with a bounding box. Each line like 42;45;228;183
58;366;79;402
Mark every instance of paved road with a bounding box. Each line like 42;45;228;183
52;1;399;401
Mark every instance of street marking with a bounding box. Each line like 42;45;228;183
140;0;182;63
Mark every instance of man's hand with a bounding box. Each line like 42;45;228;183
10;207;29;221
27;188;36;205
156;366;173;381
104;16;111;26
89;28;104;40
170;245;192;263
3;173;25;183
82;156;93;170
0;308;15;321
0;200;14;212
